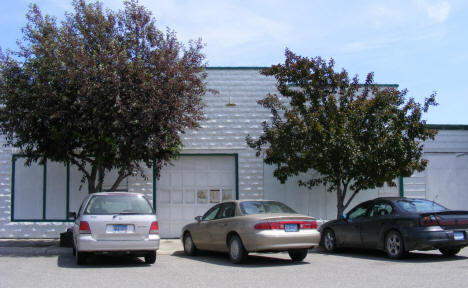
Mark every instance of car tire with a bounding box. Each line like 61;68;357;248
228;235;248;264
439;247;461;256
76;251;88;265
72;246;76;256
145;251;157;264
183;232;198;256
385;230;406;259
322;229;338;253
288;249;308;262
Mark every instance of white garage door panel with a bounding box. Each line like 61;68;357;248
157;155;236;238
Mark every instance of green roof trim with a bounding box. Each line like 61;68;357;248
359;84;399;87
206;66;268;70
427;124;468;130
205;67;398;87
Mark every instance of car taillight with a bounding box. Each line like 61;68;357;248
299;221;318;229
79;221;91;234
254;222;271;230
254;221;317;230
149;221;159;234
420;215;439;226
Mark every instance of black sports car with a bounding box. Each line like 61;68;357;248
319;197;468;258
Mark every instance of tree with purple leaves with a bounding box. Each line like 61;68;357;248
0;0;208;193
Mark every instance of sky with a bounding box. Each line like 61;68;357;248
0;0;467;124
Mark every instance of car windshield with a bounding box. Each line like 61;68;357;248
240;201;297;215
85;195;154;215
396;199;447;213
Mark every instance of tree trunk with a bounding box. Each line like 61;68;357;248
87;165;98;194
336;179;344;220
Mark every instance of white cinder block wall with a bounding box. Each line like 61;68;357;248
1;69;467;238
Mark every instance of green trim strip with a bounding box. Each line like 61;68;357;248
235;154;239;200
152;160;156;211
10;219;73;223
427;124;468;130
42;161;47;220
66;163;70;220
11;155;16;221
399;176;404;197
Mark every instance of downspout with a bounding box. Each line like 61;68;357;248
399;176;404;197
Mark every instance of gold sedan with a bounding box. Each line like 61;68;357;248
181;200;320;263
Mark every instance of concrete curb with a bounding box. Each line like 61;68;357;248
0;239;182;256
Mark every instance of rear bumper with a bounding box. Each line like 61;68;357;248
242;230;320;252
403;227;468;251
76;234;160;252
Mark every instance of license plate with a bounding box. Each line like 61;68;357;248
113;224;128;233
454;231;465;240
285;224;298;232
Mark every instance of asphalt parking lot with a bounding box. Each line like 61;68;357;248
1;240;467;288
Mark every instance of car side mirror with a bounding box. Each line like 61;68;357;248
68;212;76;220
195;216;202;223
341;213;347;221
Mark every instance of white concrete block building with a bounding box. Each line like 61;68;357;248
1;67;467;238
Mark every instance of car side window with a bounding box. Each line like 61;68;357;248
77;196;90;216
348;204;369;220
202;205;222;221
217;203;236;219
369;202;393;217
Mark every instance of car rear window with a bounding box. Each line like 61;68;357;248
396;199;447;213
85;195;154;215
240;201;297;215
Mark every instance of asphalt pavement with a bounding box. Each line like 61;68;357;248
1;239;468;288
0;238;182;256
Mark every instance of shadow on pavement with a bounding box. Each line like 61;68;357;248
171;250;310;268
57;254;152;268
312;246;468;263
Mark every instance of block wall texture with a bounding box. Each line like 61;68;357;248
0;68;276;238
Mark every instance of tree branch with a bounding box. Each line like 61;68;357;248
106;170;130;192
344;188;361;210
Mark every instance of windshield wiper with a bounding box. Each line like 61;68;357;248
115;212;139;215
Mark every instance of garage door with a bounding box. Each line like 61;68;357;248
156;155;237;238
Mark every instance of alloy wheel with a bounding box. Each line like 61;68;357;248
385;231;405;259
323;230;336;252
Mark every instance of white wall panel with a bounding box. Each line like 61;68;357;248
68;164;89;214
13;158;43;220
45;161;67;219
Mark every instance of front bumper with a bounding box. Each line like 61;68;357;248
242;230;320;252
403;227;468;251
76;234;160;252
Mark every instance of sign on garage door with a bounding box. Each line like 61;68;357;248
156;155;237;238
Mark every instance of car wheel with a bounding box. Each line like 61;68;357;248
76;251;88;265
228;235;248;264
288;249;308;262
183;232;198;256
439;247;461;256
385;230;406;259
145;251;157;264
323;229;337;252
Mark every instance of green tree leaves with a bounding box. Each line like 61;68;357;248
247;49;437;218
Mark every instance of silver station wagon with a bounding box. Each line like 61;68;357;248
69;192;160;265
181;200;320;263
